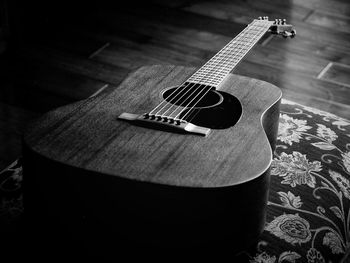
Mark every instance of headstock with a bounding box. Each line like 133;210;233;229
266;17;296;38
254;16;295;38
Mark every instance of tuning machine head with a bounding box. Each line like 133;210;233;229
258;16;269;20
281;29;296;38
269;18;296;38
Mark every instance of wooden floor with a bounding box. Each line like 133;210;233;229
1;0;350;170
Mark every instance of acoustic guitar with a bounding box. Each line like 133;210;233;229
23;17;295;259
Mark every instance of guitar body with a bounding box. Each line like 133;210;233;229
23;65;281;259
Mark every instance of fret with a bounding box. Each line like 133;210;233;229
187;19;273;87
191;68;228;75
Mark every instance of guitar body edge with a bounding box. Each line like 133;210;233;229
23;65;281;259
23;144;271;258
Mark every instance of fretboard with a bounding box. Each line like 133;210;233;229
187;19;273;88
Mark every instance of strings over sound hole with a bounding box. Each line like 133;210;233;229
162;83;222;109
161;83;242;129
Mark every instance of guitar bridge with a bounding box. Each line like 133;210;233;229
118;113;211;136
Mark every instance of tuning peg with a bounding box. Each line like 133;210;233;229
282;19;286;25
281;31;295;38
258;16;262;20
291;29;296;38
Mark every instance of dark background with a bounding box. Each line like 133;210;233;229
0;0;349;259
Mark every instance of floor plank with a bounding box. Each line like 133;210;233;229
70;8;350;116
183;1;350;52
290;0;350;16
305;10;350;34
318;62;350;87
1;0;350;171
15;46;129;86
0;103;38;169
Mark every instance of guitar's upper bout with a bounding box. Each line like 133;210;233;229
220;72;282;152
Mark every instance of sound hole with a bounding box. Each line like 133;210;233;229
162;83;222;108
162;84;242;129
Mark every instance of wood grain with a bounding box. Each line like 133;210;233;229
2;0;349;170
15;46;128;86
23;65;281;258
24;65;281;187
2;0;349;259
69;6;349;119
183;1;350;51
0;102;38;168
305;10;350;34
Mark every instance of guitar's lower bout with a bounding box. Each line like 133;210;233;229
24;147;270;258
23;65;282;258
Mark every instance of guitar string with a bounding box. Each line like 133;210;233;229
150;21;264;118
149;82;194;117
148;21;253;118
149;20;271;121
180;26;271;122
182;24;272;121
174;22;269;121
164;23;258;119
149;22;251;118
175;31;263;118
158;83;206;118
175;21;271;120
177;21;273;122
163;21;261;119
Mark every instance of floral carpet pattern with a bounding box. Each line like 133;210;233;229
0;99;349;262
247;99;350;263
0;158;23;229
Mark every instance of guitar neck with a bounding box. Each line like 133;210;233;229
119;17;293;132
187;19;274;88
